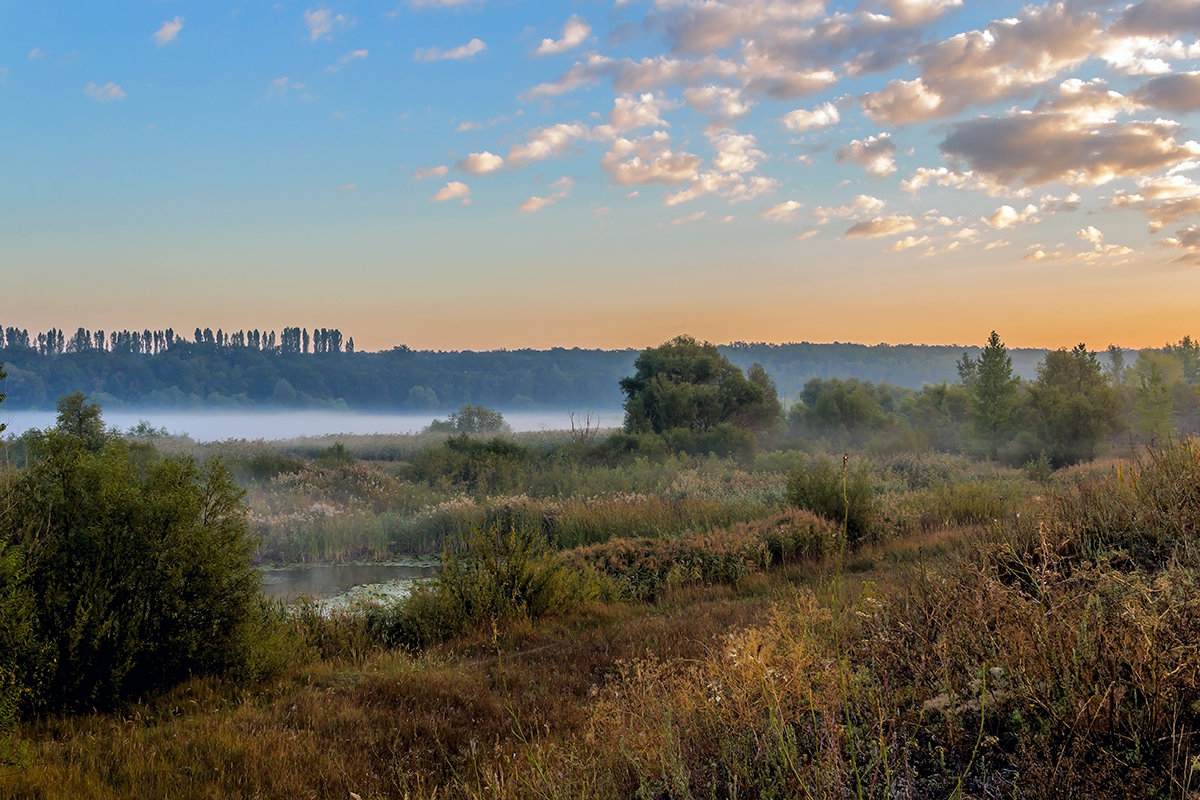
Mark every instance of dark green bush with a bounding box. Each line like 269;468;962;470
1;419;264;714
378;523;596;650
408;434;538;494
785;456;877;545
230;451;306;482
0;537;34;765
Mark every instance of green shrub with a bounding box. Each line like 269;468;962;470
893;479;1016;531
2;423;264;713
0;536;34;765
567;509;836;602
408;434;537;494
230;451;306;482
785;456;877;545
379;523;596;650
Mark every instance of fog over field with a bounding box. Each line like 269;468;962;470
0;408;625;442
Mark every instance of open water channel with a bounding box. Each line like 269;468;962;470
261;562;439;606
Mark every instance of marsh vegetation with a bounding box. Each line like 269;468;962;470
2;333;1200;798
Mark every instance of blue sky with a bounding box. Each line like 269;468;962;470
3;0;1200;350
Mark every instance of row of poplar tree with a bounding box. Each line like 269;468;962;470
0;325;353;356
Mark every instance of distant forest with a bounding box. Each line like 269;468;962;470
0;323;1056;410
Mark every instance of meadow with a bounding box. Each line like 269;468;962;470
6;418;1196;798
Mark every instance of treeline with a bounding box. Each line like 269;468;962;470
0;341;637;411
788;334;1200;467
0;325;351;357
719;340;1047;399
0;327;1054;411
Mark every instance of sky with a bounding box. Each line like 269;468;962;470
3;0;1200;352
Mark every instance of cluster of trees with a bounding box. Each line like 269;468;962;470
788;332;1200;467
621;336;782;435
0;324;351;357
719;340;1046;396
427;404;512;435
617;335;784;457
618;333;1200;468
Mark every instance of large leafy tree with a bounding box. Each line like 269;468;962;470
1028;344;1118;466
1166;335;1200;385
621;335;779;434
1130;350;1183;442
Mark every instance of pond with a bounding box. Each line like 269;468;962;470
260;562;438;603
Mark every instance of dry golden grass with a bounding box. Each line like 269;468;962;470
8;445;1200;799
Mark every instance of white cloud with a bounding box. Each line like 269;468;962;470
844;215;918;238
431;181;471;204
684;86;754;122
836;133;896;177
264;76;307;101
536;15;591;56
1077;225;1104;244
457;151;504;174
154;17;184;47
888;235;931;251
601;133;701;186
304;9;351;42
27;48;44;60
710;130;763;174
508;123;590;166
860;3;1102;124
415;38;486;62
413;165;449;180
900;166;1004;195
521;54;739;102
1024;242;1135;263
600;93;673;135
782;101;840;132
814;194;886;219
943;111;1200;189
879;0;963;26
1099;36;1200;76
519;196;555;213
671;211;707;225
1159;224;1200;264
860;78;944;125
763;200;804;221
985;204;1039;229
327;49;368;72
84;81;126;102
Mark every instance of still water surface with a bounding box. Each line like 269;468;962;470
0;408;622;442
261;562;438;601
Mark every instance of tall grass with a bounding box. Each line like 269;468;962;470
517;440;1200;798
17;442;1196;798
